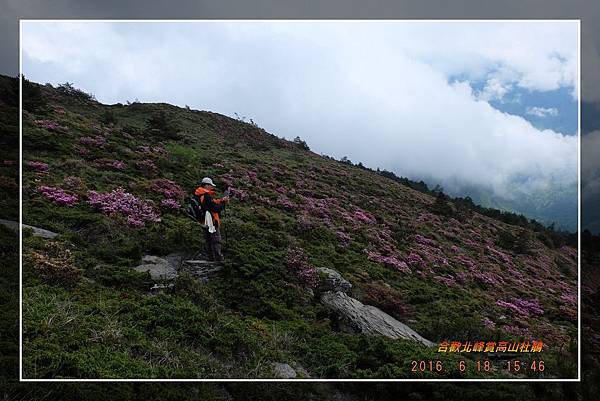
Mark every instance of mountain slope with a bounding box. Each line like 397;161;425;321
12;76;578;379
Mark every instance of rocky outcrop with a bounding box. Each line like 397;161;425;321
0;219;58;239
271;362;297;378
133;253;223;284
134;255;178;280
316;266;352;293
270;362;310;379
320;290;434;347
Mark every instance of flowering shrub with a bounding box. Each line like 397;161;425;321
433;275;456;286
276;194;297;210
482;317;496;329
353;207;376;224
336;230;351;247
296;213;316;232
299;195;332;220
26;160;49;173
135;159;157;175
34;119;67;132
149;179;185;200
502;324;530;337
496;298;544;317
38;186;79;206
560;292;577;305
228;187;248;201
450;245;462;253
160;198;181;211
78;136;107;148
87;187;161;227
414;234;437;247
96;159;126;170
472;271;500;285
486;245;512;264
405;252;425;268
286;246;319;288
137;145;167;157
457;254;476;270
254;195;274;206
73;145;91;157
559;305;577;321
219;173;235;187
366;249;410;273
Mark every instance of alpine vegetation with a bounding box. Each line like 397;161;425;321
14;77;578;380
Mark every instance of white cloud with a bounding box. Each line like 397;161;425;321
526;106;560;117
21;21;579;201
478;77;513;102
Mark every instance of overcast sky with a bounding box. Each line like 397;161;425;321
22;20;578;202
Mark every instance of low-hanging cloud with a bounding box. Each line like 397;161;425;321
21;21;578;201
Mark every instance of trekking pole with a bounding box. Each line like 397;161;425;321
223;187;231;253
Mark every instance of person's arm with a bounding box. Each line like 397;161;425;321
204;193;225;213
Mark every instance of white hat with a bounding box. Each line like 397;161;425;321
201;177;216;187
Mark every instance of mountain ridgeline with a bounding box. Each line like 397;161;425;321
7;76;578;380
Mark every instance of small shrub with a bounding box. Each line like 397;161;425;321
56;82;96;101
147;111;180;139
102;109;116;124
24;241;82;287
293;136;310;151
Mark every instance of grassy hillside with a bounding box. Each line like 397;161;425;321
11;76;578;379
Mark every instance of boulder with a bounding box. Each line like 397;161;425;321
316;267;352;293
271;362;297;379
320;290;434;347
0;219;58;239
134;255;178;280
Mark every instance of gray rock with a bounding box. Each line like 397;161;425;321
134;255;178;280
150;283;175;292
320;291;434;347
316;267;352;293
272;362;297;378
0;219;58;239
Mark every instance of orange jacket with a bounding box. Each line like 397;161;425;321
194;186;224;225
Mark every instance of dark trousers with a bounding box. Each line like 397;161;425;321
204;225;223;261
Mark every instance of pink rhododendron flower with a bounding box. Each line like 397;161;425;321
38;186;78;206
228;187;248;201
353;207;376;224
150;179;185;199
414;234;437;247
87;187;161;227
286;246;319;288
78;136;107;147
34;119;67;132
160;198;181;210
26;160;49;173
366;249;410;273
496;298;543;317
336;230;351;247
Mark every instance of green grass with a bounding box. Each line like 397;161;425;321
14;76;578;380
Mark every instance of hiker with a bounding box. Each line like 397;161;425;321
194;177;229;262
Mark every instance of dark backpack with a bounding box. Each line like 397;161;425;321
186;194;206;224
